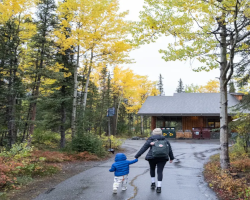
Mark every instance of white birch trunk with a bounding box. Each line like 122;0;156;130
71;45;79;138
220;18;230;169
82;49;93;112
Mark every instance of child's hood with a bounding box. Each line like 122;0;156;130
115;153;127;162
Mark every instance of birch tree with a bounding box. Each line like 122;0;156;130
112;66;158;135
57;0;133;136
198;80;220;93
132;0;250;169
79;0;133;114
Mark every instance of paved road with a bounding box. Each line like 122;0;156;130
34;139;220;200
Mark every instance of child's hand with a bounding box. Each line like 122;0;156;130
150;142;155;145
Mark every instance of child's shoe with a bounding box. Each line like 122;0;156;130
122;187;127;191
113;188;117;194
151;182;156;189
156;187;161;193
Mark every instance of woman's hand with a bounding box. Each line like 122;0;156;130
150;142;155;145
169;160;173;163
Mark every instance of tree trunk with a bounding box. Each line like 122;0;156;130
128;114;131;135
28;47;42;144
7;58;17;148
7;79;15;148
7;30;19;147
98;90;106;136
28;75;41;144
141;115;144;135
60;104;66;148
60;85;66;148
112;96;117;136
220;17;230;169
82;48;93;112
114;96;122;135
22;102;32;142
71;45;79;138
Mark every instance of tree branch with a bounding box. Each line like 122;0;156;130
224;0;239;87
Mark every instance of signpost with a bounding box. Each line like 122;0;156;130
107;107;115;154
107;107;115;136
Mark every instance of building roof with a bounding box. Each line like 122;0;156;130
138;93;242;116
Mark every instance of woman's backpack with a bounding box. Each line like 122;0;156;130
152;139;169;158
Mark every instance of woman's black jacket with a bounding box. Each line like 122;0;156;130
134;135;174;161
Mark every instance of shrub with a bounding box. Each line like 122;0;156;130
0;157;18;188
204;162;248;198
32;128;60;149
101;134;123;150
231;156;250;172
0;142;32;160
204;142;250;200
71;133;106;157
230;137;250;158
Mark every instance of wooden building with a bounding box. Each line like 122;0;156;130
138;93;244;138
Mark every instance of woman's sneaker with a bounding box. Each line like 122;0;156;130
156;187;161;193
122;187;127;191
113;188;117;194
151;183;156;189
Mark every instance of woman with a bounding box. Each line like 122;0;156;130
134;128;174;193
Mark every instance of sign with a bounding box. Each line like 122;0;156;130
107;107;115;117
161;127;176;138
163;132;174;137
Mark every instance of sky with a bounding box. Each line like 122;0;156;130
119;0;220;96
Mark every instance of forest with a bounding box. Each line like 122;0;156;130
0;0;159;151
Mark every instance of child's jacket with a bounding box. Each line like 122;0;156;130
109;153;138;176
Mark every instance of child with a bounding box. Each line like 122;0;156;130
109;153;138;194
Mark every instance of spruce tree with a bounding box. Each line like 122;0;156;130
229;81;236;93
97;66;108;136
157;74;164;96
0;18;30;147
26;0;58;142
176;79;184;93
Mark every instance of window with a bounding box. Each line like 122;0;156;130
215;122;220;128
208;119;220;129
208;122;215;128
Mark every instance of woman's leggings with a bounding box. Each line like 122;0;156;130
148;159;167;181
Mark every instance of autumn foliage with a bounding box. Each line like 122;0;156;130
0;148;99;190
204;152;250;199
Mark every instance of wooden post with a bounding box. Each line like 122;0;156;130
182;116;184;131
162;120;165;128
151;116;156;131
141;115;144;135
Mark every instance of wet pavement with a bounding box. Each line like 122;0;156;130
34;139;220;200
